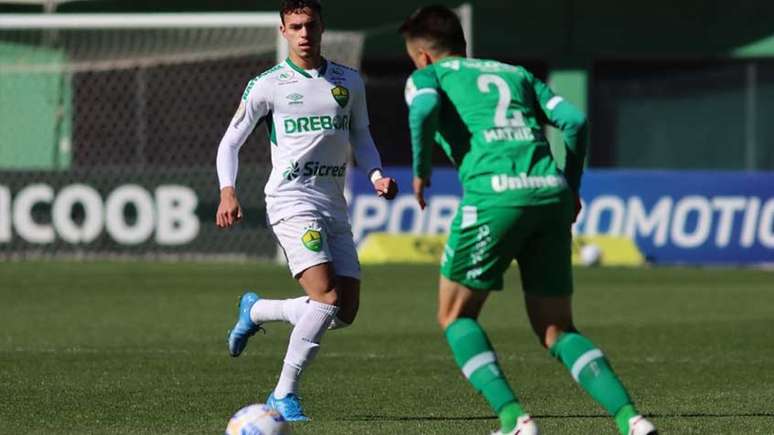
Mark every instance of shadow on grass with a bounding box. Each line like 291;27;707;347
343;412;774;422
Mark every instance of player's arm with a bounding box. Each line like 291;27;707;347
529;71;588;197
404;71;441;209
350;76;398;200
215;77;272;228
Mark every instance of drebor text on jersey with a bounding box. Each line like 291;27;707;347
283;115;350;135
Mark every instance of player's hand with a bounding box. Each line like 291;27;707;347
573;195;582;223
374;177;398;200
413;176;430;210
216;187;243;229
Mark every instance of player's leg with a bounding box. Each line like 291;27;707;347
440;278;536;435
251;274;357;329
245;219;323;327
268;216;362;420
267;274;359;414
268;261;339;421
518;200;656;435
524;295;655;434
250;219;360;329
440;205;537;435
227;216;328;357
325;217;362;330
329;276;359;328
248;295;310;325
247;276;357;328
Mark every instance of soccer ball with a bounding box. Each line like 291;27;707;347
225;404;290;435
580;243;602;266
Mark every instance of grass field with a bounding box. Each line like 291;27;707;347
1;262;773;434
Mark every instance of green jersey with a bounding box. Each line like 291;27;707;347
405;56;587;207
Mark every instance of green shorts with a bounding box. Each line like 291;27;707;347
440;198;574;295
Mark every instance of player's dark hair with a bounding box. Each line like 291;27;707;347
399;5;466;54
279;0;322;24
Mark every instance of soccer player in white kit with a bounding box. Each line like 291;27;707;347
215;0;398;421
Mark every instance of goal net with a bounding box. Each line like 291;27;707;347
0;13;364;259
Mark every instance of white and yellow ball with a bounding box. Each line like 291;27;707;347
225;404;290;435
580;243;603;266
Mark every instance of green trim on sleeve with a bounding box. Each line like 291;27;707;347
265;111;277;146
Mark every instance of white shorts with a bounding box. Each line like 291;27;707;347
272;213;361;280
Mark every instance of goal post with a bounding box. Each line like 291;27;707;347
0;12;289;67
455;3;473;57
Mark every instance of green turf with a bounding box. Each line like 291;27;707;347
1;262;773;434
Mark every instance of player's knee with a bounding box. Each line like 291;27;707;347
313;289;338;306
437;310;458;330
437;302;478;330
304;277;338;305
437;297;483;330
537;324;577;348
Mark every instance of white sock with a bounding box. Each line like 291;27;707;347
282;296;310;325
250;296;309;325
273;300;338;398
274;364;301;400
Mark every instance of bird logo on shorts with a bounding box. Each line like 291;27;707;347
301;227;323;252
331;85;349;108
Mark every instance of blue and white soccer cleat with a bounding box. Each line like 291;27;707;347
226;291;263;357
491;415;539;435
266;391;310;422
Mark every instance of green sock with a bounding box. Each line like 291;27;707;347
498;402;525;432
550;332;635;434
615;404;638;435
445;318;525;431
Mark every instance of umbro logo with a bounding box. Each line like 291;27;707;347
286;93;304;105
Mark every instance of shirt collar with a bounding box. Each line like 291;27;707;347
285;57;328;78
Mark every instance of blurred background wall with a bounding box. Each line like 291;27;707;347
1;1;773;262
4;0;774;170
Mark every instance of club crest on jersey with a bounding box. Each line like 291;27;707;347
331;85;349;108
283;161;300;180
301;227;323;252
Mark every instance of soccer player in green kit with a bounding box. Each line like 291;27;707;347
400;6;657;435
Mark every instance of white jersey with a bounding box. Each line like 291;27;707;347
216;58;382;225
